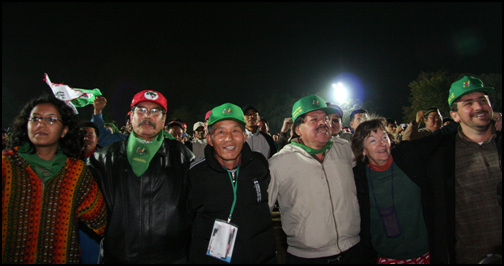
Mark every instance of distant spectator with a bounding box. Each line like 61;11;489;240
78;121;103;264
166;120;185;143
402;107;442;141
385;118;402;143
190;121;207;161
327;102;352;143
350;108;369;133
258;118;271;136
242;104;277;158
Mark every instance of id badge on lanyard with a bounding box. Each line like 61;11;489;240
206;166;240;263
206;219;238;263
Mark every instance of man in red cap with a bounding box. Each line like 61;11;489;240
88;90;195;263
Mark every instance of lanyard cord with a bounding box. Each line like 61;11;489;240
226;165;240;223
367;164;395;209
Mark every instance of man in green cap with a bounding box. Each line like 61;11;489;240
268;95;371;263
389;76;502;263
187;103;276;263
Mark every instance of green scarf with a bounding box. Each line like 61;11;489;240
291;139;333;155
18;143;68;183
127;131;164;177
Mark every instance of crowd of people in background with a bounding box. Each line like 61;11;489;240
2;75;502;264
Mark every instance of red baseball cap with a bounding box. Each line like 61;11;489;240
205;110;212;121
130;90;167;112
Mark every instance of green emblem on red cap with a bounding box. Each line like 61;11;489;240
144;91;158;99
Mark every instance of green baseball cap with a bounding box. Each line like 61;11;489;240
423;107;441;118
448;76;494;107
292;94;335;122
207;103;246;126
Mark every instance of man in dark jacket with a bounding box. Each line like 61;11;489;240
370;76;501;264
88;90;195;263
187;103;276;263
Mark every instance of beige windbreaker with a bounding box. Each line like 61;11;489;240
268;138;360;258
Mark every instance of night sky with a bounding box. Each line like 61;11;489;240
2;3;502;132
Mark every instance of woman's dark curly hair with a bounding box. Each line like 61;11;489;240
8;94;83;159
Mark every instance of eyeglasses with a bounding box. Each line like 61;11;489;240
134;107;165;116
29;116;61;125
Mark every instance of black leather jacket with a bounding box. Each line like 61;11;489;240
88;136;195;263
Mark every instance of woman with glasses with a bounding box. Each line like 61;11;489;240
2;94;107;264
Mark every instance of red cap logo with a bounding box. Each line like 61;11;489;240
130;90;167;112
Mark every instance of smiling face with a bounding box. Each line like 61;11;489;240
27;103;68;150
451;91;493;133
295;110;331;149
207;120;247;170
362;128;391;166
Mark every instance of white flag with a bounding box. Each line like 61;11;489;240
43;74;102;114
44;74;85;101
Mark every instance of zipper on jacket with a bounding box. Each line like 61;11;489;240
321;164;343;253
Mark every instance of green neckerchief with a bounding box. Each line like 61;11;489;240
291;139;333;155
127;131;164;177
17;143;68;183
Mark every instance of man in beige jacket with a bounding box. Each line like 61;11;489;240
268;95;372;264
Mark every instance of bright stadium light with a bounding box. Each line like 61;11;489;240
332;82;348;104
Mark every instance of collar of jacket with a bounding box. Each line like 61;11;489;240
204;142;254;173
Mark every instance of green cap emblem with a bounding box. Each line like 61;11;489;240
448;76;493;107
208;103;246;126
291;94;335;122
